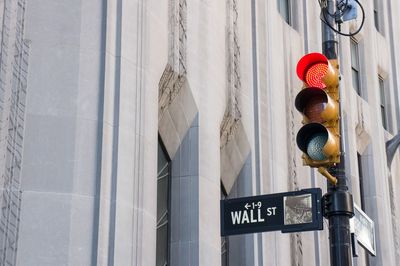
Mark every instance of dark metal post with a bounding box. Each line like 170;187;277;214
321;1;354;266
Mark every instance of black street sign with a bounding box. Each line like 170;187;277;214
220;188;323;236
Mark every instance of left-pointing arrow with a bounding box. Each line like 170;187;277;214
245;203;250;210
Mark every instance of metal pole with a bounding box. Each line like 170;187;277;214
321;1;354;266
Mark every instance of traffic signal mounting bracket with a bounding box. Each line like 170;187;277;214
318;167;337;185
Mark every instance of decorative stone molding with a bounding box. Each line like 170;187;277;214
161;0;187;108
220;121;250;194
355;95;372;154
158;0;194;159
0;1;29;264
356;97;371;154
220;113;240;149
169;0;187;75
355;123;371;155
158;63;186;118
220;0;250;195
220;0;241;149
158;64;197;159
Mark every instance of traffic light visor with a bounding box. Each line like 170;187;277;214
296;53;331;89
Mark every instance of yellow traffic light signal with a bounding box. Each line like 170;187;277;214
295;53;340;184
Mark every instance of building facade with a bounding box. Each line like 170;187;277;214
0;0;399;265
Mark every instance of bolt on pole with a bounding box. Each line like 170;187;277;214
321;1;354;266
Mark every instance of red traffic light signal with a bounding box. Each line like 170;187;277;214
296;52;339;89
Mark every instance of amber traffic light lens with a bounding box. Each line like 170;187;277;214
303;94;327;123
305;63;328;89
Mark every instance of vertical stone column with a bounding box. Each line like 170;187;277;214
96;0;163;265
11;0;164;265
16;0;107;264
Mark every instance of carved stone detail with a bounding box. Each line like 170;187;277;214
158;64;186;119
220;0;241;149
160;0;188;116
0;1;29;264
168;0;187;75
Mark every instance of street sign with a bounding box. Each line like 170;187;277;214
220;188;323;236
350;203;376;256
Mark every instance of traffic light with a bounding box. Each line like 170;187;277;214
295;53;340;184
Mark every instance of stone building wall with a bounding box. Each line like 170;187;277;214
0;0;398;265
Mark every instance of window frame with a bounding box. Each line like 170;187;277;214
373;0;380;32
350;38;361;96
221;184;229;266
357;152;371;265
357;153;366;210
379;75;389;131
156;137;171;266
277;0;292;25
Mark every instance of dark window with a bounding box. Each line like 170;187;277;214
351;38;361;96
221;235;228;266
357;153;366;210
357;152;371;265
156;140;170;266
373;0;380;31
221;185;229;266
277;0;291;25
379;76;389;131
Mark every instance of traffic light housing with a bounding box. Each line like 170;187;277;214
295;53;340;171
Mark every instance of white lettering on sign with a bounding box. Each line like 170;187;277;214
258;209;265;222
230;207;276;225
266;207;277;216
242;211;250;223
231;211;241;225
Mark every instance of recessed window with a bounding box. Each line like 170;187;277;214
277;0;291;25
373;0;380;32
379;76;389;131
357;152;370;265
221;232;228;266
350;38;361;96
357;153;366;210
221;186;229;266
156;140;170;266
